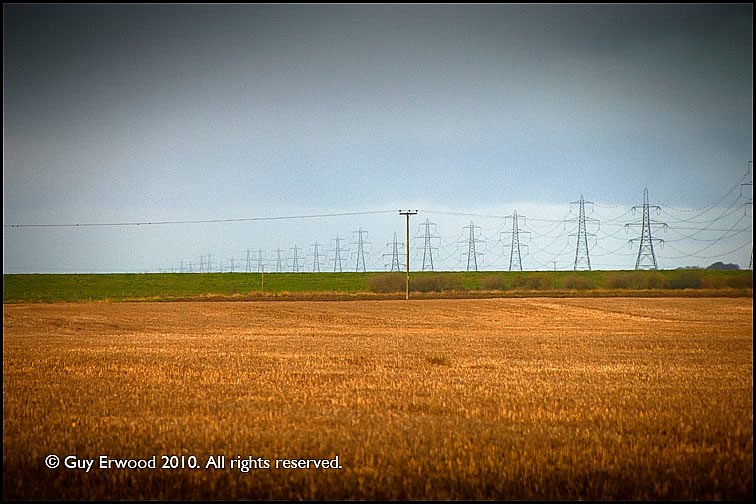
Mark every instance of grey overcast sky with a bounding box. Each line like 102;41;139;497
3;4;753;272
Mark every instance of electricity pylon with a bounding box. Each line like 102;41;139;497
383;231;404;271
460;221;484;271
228;257;235;273
568;195;599;271
245;249;253;273
253;249;265;273
741;160;753;203
310;242;324;273
330;236;348;272
290;244;303;273
200;254;215;273
626;188;668;270
502;210;529;271
275;248;286;272
417;218;440;271
742;161;752;269
352;228;370;272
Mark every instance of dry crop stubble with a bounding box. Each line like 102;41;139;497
3;298;753;499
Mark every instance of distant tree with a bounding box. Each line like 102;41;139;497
707;262;740;270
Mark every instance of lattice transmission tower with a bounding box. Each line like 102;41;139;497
383;232;404;272
275;248;286;272
625;188;667;270
502;210;529;271
742;161;753;270
290;244;303;273
352;228;370;272
742;161;753;203
201;254;214;273
330;236;348;272
253;249;265;273
245;249;253;273
568;195;599;271
417;218;440;271
310;242;324;273
461;221;485;271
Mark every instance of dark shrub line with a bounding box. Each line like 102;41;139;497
367;270;753;293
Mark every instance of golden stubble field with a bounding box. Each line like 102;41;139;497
2;298;753;500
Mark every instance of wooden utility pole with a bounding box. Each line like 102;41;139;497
399;210;418;300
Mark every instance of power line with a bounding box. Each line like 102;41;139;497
664;239;752;260
7;170;754;272
656;165;752;220
4;210;398;228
